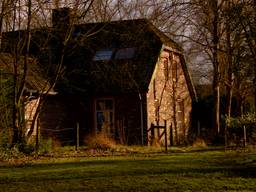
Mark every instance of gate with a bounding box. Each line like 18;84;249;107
147;120;168;152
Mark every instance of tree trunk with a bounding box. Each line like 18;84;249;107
212;0;221;137
225;0;233;146
213;75;220;135
0;0;5;49
225;1;233;119
253;0;256;112
11;0;32;146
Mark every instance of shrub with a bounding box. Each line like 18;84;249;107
0;144;27;161
192;138;208;148
0;129;35;160
0;129;10;149
225;113;256;145
37;138;54;154
85;132;116;151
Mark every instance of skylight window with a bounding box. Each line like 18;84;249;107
115;48;136;59
93;50;113;61
73;28;81;37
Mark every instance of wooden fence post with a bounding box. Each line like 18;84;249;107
35;117;40;152
164;120;167;153
170;124;173;146
150;123;154;145
76;122;79;151
243;125;247;148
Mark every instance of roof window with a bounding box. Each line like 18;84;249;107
115;48;135;59
93;50;113;61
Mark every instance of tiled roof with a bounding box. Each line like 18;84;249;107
1;18;195;98
0;53;55;94
63;19;165;92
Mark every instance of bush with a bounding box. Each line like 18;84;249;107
0;144;27;161
85;132;116;151
192;138;208;148
37;138;54;154
0;129;11;149
225;113;256;145
0;130;36;160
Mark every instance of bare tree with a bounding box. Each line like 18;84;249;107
0;0;96;147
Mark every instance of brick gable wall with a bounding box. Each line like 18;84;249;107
147;50;192;145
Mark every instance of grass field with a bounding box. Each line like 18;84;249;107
0;147;256;192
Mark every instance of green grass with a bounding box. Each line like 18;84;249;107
0;148;256;192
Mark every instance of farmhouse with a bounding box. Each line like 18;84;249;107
1;8;196;145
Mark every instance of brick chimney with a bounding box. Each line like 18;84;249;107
52;7;71;30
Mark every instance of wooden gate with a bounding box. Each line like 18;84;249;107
147;120;168;152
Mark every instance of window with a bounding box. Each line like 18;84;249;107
115;47;135;59
93;50;113;61
95;99;114;135
72;28;81;37
177;100;184;130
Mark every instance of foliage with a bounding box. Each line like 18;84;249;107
225;113;256;144
0;143;31;161
226;113;256;129
0;137;62;159
0;131;34;161
0;70;13;132
0;71;14;152
37;138;55;155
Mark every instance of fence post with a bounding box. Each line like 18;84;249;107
164;120;167;153
35;117;40;152
243;125;247;148
170;124;173;146
150;123;154;145
76;122;79;151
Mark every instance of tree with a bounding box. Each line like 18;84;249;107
0;0;96;147
238;0;256;112
175;0;223;137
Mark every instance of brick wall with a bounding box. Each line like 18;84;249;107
147;50;192;145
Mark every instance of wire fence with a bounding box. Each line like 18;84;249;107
41;126;80;146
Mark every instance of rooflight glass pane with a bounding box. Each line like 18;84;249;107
115;48;135;59
93;50;113;61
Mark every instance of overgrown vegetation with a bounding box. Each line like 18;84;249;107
225;113;256;145
85;132;118;151
0;70;13;148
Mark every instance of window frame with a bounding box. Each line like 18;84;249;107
114;47;136;60
93;49;113;61
94;98;115;135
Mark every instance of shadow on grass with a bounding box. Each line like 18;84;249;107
0;153;255;185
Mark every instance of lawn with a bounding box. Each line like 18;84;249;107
0;147;256;192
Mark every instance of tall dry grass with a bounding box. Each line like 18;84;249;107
85;132;117;151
